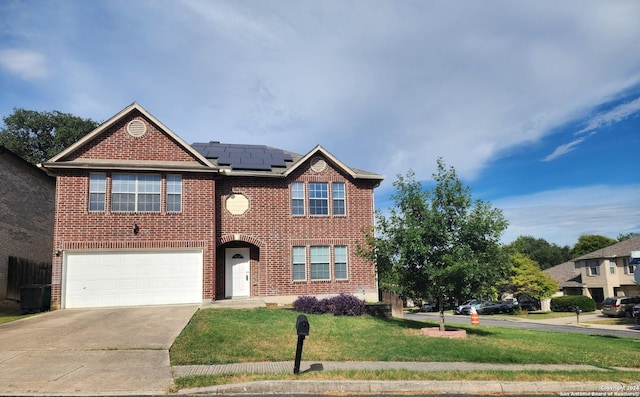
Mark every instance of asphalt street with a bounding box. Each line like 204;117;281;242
406;311;640;338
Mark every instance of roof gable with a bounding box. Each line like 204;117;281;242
42;102;216;173
284;145;384;181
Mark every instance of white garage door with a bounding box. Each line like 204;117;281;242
64;250;203;308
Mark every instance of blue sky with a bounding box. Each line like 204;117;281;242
1;0;639;247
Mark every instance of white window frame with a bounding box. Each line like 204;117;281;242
111;173;161;212
332;182;346;216
88;173;106;212
166;174;182;212
609;259;616;275
334;245;348;280
291;182;305;216
292;246;306;281
310;246;331;280
309;183;329;216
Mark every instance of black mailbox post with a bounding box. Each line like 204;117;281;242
294;314;309;374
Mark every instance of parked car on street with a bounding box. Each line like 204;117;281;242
601;296;640;317
477;301;515;315
454;299;480;315
420;302;437;312
633;304;640;325
421;300;454;312
517;297;541;312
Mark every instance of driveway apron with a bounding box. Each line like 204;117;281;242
0;305;198;395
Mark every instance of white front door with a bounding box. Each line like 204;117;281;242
225;248;250;298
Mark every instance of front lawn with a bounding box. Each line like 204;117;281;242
170;307;640;368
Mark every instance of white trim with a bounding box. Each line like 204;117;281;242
284;145;384;180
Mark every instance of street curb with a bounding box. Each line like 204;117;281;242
178;380;631;395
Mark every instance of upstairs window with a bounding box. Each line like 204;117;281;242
587;260;600;276
291;181;347;216
166;175;182;212
309;183;328;215
88;173;106;211
112;174;161;212
609;260;616;275
624;258;636;275
332;182;345;215
291;182;305;215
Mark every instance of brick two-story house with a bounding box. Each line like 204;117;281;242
41;103;383;309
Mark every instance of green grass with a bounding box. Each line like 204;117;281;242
0;300;25;325
170;307;640;368
584;317;637;326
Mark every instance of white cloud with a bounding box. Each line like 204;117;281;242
543;98;640;161
495;184;640;246
0;49;49;80
1;1;640;187
578;97;640;135
147;0;640;183
542;136;587;162
544;96;640;161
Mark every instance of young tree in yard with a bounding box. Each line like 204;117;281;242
363;159;509;331
503;253;558;301
0;108;99;164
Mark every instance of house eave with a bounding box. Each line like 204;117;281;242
41;160;219;174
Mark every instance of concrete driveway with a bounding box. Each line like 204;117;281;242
0;304;198;395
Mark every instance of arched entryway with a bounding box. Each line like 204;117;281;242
217;234;263;300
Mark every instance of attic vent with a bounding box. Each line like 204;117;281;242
310;156;326;173
127;120;147;137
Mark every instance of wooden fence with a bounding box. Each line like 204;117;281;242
6;256;52;301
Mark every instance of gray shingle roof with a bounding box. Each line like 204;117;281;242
544;261;584;288
572;235;640;261
190;142;384;181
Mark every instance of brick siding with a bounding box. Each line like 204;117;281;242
0;150;55;299
49;106;380;308
50;112;216;309
215;158;378;300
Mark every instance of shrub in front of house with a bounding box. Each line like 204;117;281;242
293;293;364;316
325;293;365;316
292;295;322;314
550;295;597;313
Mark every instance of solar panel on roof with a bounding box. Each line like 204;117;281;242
191;141;294;171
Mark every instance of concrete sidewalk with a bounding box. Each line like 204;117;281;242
174;361;639;396
174;360;608;377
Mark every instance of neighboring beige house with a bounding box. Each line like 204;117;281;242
544;235;640;304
